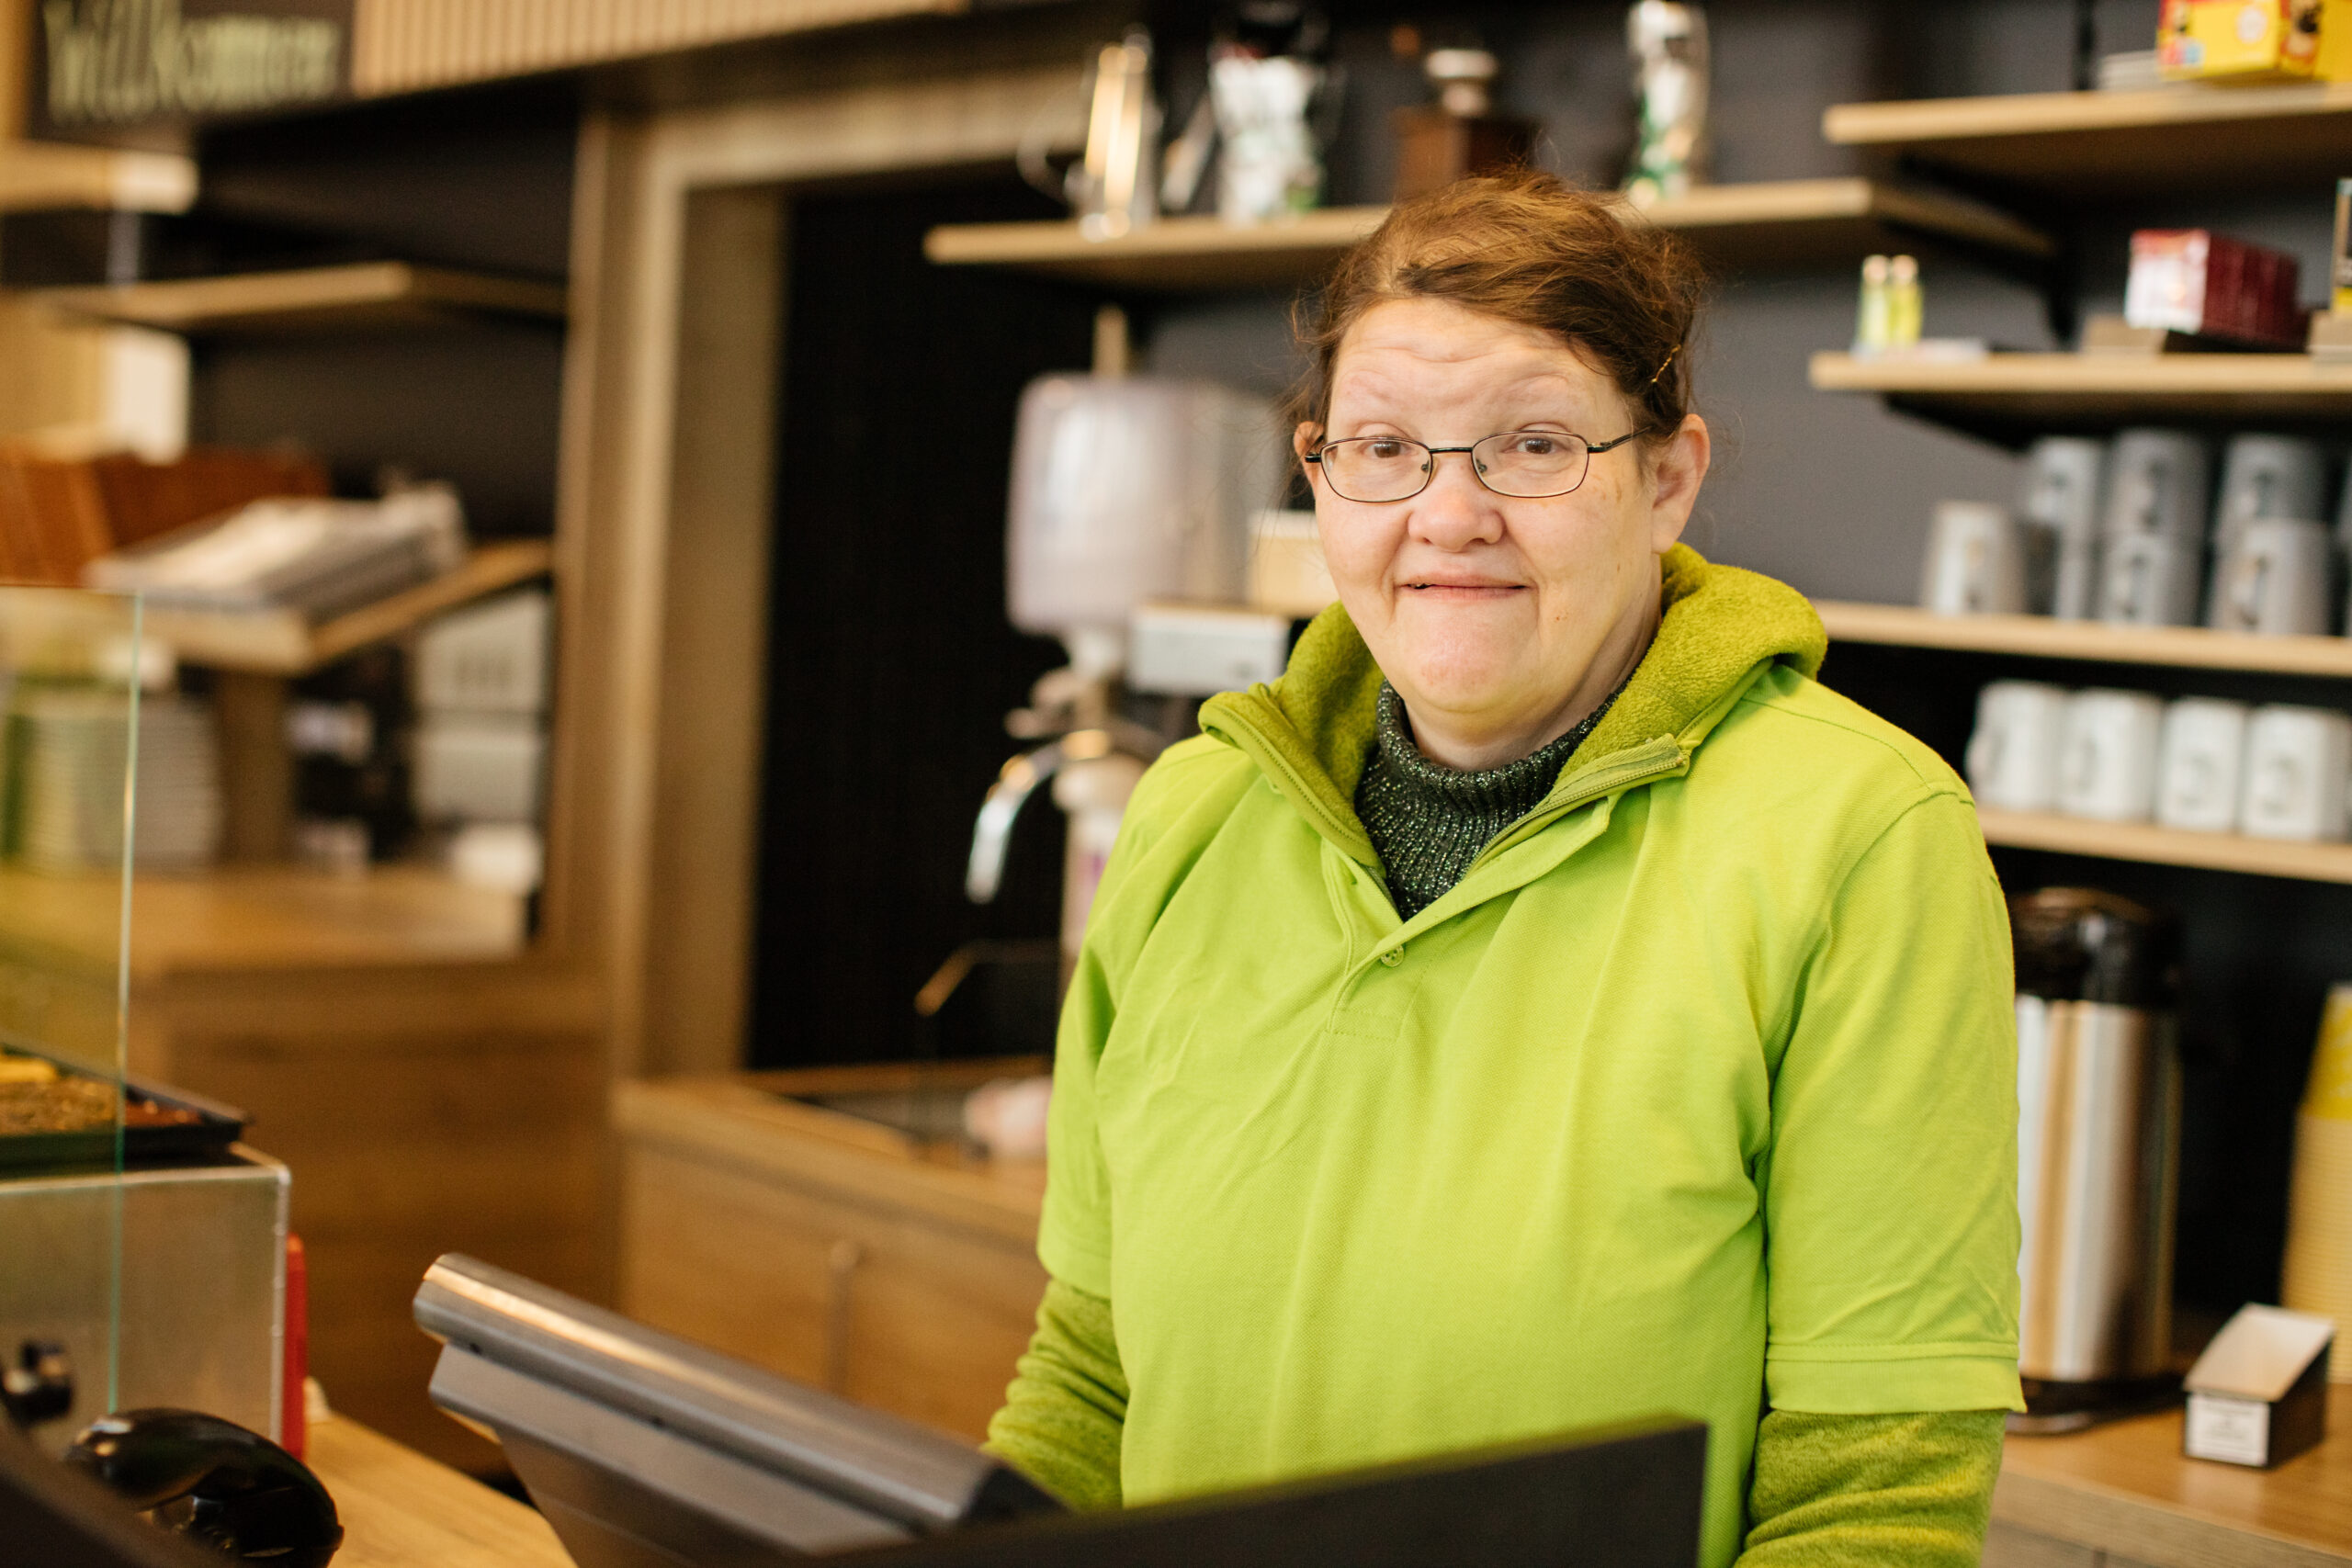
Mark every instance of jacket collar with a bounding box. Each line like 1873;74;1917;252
1198;544;1828;867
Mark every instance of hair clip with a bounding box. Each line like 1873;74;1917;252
1647;344;1681;386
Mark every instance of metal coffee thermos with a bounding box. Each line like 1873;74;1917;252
2012;889;2181;1417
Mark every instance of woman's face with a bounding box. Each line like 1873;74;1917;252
1299;297;1709;770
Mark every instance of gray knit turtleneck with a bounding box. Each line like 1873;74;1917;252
1354;681;1622;919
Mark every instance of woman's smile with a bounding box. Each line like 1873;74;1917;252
1397;576;1524;596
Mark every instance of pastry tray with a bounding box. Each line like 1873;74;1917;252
0;1043;248;1172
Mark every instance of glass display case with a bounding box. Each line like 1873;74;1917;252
0;586;287;1455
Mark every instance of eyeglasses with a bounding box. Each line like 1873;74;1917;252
1305;429;1646;504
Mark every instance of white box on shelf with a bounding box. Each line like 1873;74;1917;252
413;715;545;823
1127;602;1291;697
416;589;551;716
2183;1304;2333;1469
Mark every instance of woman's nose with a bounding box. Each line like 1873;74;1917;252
1409;451;1504;547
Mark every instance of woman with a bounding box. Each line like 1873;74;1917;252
988;173;2020;1568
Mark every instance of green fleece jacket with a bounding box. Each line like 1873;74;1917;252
989;545;2019;1564
991;1280;2007;1562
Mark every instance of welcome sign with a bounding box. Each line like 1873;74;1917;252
31;0;352;132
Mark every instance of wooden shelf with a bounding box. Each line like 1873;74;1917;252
1816;600;2352;678
1810;351;2352;443
923;178;2050;291
31;262;569;335
142;539;552;675
927;205;1381;291
1825;82;2352;197
0;863;526;980
1977;808;2352;883
0;141;195;214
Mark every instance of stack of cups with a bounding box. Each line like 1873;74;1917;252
2208;434;2332;637
2286;984;2352;1380
2020;437;2107;621
1969;684;2352;840
2098;429;2209;626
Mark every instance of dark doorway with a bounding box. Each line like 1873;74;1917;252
748;173;1096;1069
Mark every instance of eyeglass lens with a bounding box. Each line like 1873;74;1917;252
1317;433;1593;502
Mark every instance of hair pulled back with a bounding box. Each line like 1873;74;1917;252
1291;170;1707;445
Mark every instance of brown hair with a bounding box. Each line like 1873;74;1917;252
1290;170;1706;447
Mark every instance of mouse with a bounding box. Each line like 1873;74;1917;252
65;1408;343;1567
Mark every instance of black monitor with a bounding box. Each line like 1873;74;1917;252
415;1253;1707;1567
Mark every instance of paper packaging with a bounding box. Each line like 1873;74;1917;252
2286;985;2352;1378
2158;0;2352;82
2183;1304;2334;1468
2125;231;2307;350
2338;178;2352;314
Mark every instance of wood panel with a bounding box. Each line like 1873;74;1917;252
145;967;609;1471
348;0;964;97
1810;353;2352;444
1816;601;2352;679
640;186;781;1087
144;541;554;675
1823;83;2352;197
1976;809;2352;885
923;178;2050;292
35;264;568;336
616;1072;1046;1441
0;865;524;981
558;62;1086;1077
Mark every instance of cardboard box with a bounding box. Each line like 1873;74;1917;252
2125;230;2307;349
2182;1304;2335;1468
2159;0;2352;82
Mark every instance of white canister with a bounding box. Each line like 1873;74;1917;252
1966;681;2070;812
1919;501;2029;616
2240;705;2352;842
2154;698;2250;834
2057;689;2165;823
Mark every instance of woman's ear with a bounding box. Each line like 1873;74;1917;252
1647;413;1710;553
1294;422;1325;488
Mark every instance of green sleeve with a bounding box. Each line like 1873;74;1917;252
1763;790;2023;1413
1737;1409;2006;1566
984;1278;1127;1510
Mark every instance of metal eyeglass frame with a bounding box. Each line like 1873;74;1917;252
1304;429;1648;503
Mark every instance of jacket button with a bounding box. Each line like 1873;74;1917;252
1380;947;1404;967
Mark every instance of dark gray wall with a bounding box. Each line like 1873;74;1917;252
1148;0;2347;605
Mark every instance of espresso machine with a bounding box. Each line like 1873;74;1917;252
964;370;1283;973
2011;887;2184;1431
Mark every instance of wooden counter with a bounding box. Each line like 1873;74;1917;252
623;1067;2352;1566
1990;1402;2352;1567
615;1065;1047;1442
308;1415;569;1568
0;867;605;1472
